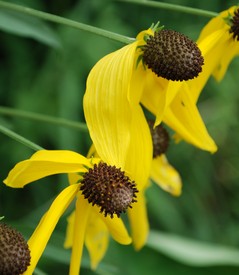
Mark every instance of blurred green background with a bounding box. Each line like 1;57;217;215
1;0;239;274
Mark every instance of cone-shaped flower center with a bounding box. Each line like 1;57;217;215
0;223;31;275
148;120;169;158
229;8;239;40
142;29;204;81
80;162;138;218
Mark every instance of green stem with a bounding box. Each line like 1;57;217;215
0;1;134;44
116;0;218;18
0;124;44;151
0;106;89;133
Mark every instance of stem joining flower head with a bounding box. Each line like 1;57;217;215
0;223;31;275
142;29;204;81
148;120;170;158
80;162;138;218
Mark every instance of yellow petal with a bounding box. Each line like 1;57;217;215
163;83;217;153
85;211;109;270
197;7;237;43
84;42;138;169
125;104;152;190
150;155;182;196
69;194;91;275
64;210;75;248
212;40;239;81
24;184;79;275
128;189;149;250
189;30;227;102
140;72;168;124
4;150;91;188
141;73;184;127
95;208;132;245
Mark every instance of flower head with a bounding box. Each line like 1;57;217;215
80;162;138;218
142;29;204;81
3;150;133;274
0;223;31;275
147;119;170;158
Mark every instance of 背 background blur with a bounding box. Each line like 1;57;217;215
0;0;239;274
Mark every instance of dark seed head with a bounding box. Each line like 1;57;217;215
148;120;170;158
142;29;204;81
0;223;31;275
80;162;138;218
229;8;239;41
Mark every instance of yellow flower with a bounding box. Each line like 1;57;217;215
3;150;136;274
188;6;239;102
83;26;217;191
87;143;181;252
83;25;216;249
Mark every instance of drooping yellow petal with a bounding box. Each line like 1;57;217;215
150;155;182;196
140;73;186;127
197;6;237;43
84;28;156;171
95;208;131;245
189;30;227;103
4;150;91;188
65;207;109;270
212;39;239;81
64;210;75;248
140;72;168;124
125;104;152;190
85;211;109;270
24;184;79;275
69;194;91;275
84;42;138;169
163;83;217;153
128;189;149;250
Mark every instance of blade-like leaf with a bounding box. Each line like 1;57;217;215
147;230;239;266
0;9;61;48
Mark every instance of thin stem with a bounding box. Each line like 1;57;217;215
0;106;89;133
0;1;135;44
116;0;218;18
0;124;44;151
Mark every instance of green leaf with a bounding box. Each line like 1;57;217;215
0;9;61;48
147;230;239;266
34;267;48;275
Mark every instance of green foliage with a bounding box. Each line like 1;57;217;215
0;0;239;274
0;9;61;48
